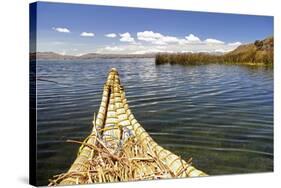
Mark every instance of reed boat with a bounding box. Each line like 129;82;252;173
49;68;206;185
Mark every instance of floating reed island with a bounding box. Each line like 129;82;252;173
155;36;273;65
49;68;206;186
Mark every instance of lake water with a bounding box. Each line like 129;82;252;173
35;58;273;185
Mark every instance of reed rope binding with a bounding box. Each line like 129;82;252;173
49;68;206;186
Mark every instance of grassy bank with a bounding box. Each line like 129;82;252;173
156;37;273;66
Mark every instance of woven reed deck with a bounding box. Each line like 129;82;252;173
50;68;206;185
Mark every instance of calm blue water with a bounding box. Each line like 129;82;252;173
35;58;273;185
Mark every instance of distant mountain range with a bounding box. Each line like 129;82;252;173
30;52;156;60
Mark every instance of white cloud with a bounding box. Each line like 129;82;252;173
137;31;180;45
95;31;243;54
204;38;225;44
105;33;117;38
181;50;194;53
131;49;164;54
137;31;163;42
80;32;95;37
162;36;179;43
185;34;201;42
52;27;70;33
119;32;135;43
228;41;242;46
104;46;124;51
96;44;143;54
155;45;167;49
153;40;167;45
215;49;232;53
45;29;240;55
95;40;239;54
137;31;226;47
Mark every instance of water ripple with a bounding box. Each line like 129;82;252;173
35;59;273;185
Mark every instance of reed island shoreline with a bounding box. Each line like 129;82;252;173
155;37;273;66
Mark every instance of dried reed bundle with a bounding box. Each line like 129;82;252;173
49;132;193;185
49;68;206;186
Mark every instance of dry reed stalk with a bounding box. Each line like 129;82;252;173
49;68;207;186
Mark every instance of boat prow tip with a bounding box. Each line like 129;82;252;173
110;68;117;72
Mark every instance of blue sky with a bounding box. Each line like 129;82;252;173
33;2;273;55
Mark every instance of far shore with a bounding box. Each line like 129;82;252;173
30;52;156;61
30;37;273;66
155;36;273;66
